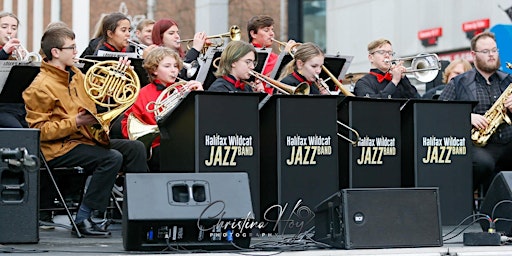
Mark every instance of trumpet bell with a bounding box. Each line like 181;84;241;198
410;54;440;83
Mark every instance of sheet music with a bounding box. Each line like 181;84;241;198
96;50;138;59
0;61;40;93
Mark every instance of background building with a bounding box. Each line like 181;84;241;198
2;0;512;82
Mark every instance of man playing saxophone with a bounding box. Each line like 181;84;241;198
439;31;512;194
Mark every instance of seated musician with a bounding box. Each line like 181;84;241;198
23;26;148;237
151;18;207;78
354;38;419;99
121;47;203;172
0;12;27;128
439;31;512;194
207;40;265;93
247;15;295;94
422;59;472;99
92;12;137;58
277;42;329;95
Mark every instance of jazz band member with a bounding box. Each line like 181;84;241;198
207;40;265;93
121;47;203;172
23;26;148;237
247;15;295;94
354;38;419;99
93;12;137;58
278;42;329;95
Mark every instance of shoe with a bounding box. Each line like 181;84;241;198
39;211;55;230
112;175;124;197
71;218;111;238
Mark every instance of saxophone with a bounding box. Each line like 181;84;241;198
471;83;512;147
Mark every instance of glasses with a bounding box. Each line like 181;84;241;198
243;59;258;67
474;48;499;55
371;50;396;56
58;45;77;51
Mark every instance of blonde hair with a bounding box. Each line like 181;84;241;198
278;42;323;80
214;41;256;77
442;59;472;84
367;38;392;53
143;47;182;83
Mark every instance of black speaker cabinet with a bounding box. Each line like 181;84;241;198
123;172;254;251
480;171;512;235
0;128;40;244
314;188;442;249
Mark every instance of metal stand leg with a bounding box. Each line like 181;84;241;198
39;152;83;238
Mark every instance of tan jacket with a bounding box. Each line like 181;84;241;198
23;61;96;161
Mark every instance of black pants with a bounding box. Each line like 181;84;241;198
0;104;28;128
472;141;512;193
43;139;148;212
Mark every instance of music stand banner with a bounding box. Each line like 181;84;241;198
338;97;404;189
401;99;474;225
259;95;339;235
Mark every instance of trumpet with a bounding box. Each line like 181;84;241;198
127;39;148;50
384;53;441;83
179;25;241;52
8;36;42;62
183;60;199;78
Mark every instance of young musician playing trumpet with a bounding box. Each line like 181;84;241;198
207;40;265;93
278;42;329;95
247;15;296;94
93;12;137;57
121;47;203;172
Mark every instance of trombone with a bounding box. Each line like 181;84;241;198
179;25;241;52
384;53;441;83
338;121;360;146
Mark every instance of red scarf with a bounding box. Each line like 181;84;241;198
369;71;392;83
292;71;312;85
103;42;126;52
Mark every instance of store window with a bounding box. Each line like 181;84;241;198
303;0;326;51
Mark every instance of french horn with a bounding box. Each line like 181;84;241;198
82;60;140;145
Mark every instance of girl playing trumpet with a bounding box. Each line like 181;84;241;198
121;47;203;172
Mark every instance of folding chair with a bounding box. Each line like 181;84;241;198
39;152;86;238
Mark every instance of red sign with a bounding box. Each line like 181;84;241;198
418;27;443;40
462;18;490;32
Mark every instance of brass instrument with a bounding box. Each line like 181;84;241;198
127;39;148;50
337;121;360;146
471;83;512;147
248;70;310;95
8;36;42;62
179;25;241;52
385;53;441;83
82;60;140;145
126;112;159;151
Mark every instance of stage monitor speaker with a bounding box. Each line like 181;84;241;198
314;188;442;249
480;171;512;235
0;128;40;244
123;172;254;251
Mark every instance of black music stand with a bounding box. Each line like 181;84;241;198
156;90;266;220
269;52;354;91
0;65;40;103
80;56;149;87
401;99;475;225
259;94;339;234
195;47;271;90
337;96;405;189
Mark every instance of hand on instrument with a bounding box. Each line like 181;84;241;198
3;37;20;54
389;60;406;85
284;39;297;53
118;56;131;68
250;79;265;92
504;94;512;112
76;110;98;127
192;32;208;52
471;113;488;130
186;80;204;91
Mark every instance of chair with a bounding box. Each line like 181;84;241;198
39;152;86;238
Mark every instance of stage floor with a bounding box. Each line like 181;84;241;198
2;215;512;256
